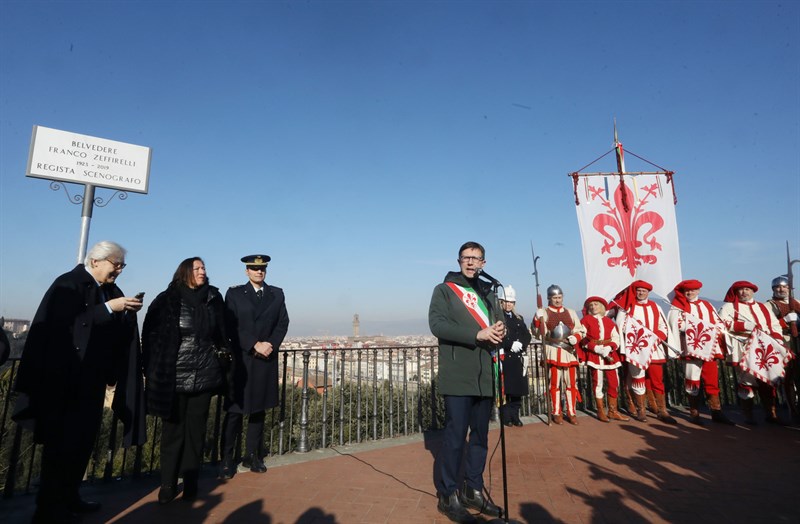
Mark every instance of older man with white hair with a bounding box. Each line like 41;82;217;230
14;241;144;524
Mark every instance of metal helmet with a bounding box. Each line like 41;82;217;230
498;285;517;302
547;284;563;298
551;321;570;339
772;275;790;288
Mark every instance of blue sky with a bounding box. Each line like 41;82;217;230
1;1;798;336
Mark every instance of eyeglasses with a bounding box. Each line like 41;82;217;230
247;266;266;272
105;259;126;270
459;256;484;263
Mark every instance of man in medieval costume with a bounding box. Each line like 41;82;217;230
580;296;628;422
667;279;734;425
533;285;586;425
766;275;800;420
613;280;677;424
497;285;532;427
720;280;790;425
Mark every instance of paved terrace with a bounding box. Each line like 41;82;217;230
2;406;798;524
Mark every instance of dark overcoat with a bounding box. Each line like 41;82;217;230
12;264;145;446
224;282;289;414
501;311;532;396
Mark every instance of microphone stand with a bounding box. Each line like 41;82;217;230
481;276;523;524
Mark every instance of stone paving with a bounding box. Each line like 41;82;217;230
2;406;799;523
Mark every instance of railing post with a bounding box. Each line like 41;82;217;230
402;348;409;436
372;348;378;440
388;348;394;438
322;351;329;449
278;351;289;455
297;350;311;453
356;349;363;443
339;350;346;446
416;347;422;433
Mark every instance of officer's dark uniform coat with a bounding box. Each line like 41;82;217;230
224;283;289;414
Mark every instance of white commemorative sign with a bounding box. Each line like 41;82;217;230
26;125;151;194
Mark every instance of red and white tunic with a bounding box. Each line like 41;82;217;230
667;299;725;360
535;306;586;367
580;314;621;370
719;300;782;364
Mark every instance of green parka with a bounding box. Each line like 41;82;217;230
428;271;497;397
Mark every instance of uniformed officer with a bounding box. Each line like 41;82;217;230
221;254;289;478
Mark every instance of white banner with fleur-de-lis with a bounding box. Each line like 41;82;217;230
682;313;724;362
621;314;659;371
574;173;682;300
739;328;793;385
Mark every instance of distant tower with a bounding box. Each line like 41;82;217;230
353;314;360;338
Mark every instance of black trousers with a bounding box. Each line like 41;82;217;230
222;410;266;459
159;391;212;488
36;384;105;511
434;395;492;497
501;396;522;422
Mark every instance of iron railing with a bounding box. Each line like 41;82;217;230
0;343;762;498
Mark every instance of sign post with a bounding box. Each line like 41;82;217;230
26;125;151;263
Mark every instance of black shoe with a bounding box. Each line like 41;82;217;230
158;485;178;504
437;492;477;524
221;456;235;479
512;419;524;427
459;483;503;518
31;506;79;524
502;419;513;427
68;499;102;513
238;452;267;473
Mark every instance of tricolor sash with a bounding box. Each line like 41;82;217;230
446;282;491;329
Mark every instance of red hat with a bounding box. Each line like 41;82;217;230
675;279;703;291
584;296;608;309
671;279;703;312
612;280;653;311
724;280;758;303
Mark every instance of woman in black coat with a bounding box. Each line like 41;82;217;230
142;257;229;504
498;285;532;426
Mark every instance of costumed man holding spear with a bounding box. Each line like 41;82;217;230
429;241;504;523
720;280;792;425
766;275;800;419
533;285;585;425
497;285;532;427
667;279;734;425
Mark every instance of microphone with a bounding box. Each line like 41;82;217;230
477;268;502;286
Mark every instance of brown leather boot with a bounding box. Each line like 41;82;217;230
607;397;630;421
763;397;789;426
633;393;648;422
655;393;677;424
551;413;563;425
708;394;735;425
624;388;637;416
688;394;702;425
646;390;658;415
596;398;610;423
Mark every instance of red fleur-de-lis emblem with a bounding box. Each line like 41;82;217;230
625;328;650;355
463;292;478;309
755;341;780;371
686;322;712;351
589;181;665;276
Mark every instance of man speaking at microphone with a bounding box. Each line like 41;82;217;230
429;241;504;523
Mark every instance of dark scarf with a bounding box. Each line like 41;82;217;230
178;283;212;346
